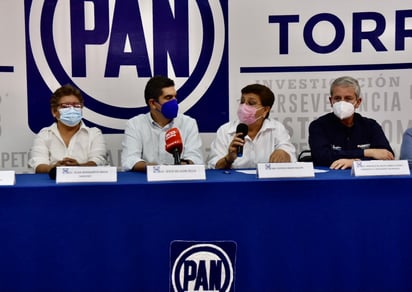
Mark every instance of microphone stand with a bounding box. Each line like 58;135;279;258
172;148;181;165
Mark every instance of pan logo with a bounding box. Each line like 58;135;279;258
170;241;236;292
25;0;228;133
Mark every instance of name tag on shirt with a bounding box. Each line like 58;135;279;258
351;160;410;176
147;165;206;182
257;162;315;178
56;166;117;183
0;171;16;185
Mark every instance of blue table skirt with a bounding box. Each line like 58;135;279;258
1;169;411;292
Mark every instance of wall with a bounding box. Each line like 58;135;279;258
0;0;411;172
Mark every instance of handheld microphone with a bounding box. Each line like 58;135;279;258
165;127;183;165
236;123;248;157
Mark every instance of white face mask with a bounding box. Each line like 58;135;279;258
332;101;355;120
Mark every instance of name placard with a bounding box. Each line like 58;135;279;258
56;166;117;183
257;162;315;179
0;170;16;186
147;165;206;182
351;160;410;176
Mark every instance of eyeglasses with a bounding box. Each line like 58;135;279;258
58;103;83;108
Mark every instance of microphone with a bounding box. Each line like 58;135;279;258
165;127;183;165
236;123;248;157
48;166;57;180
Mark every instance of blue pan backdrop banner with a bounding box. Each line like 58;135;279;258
0;0;411;172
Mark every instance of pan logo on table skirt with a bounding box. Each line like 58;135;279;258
170;241;236;292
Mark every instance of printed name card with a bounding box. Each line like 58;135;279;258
0;170;16;186
351;160;410;176
147;165;206;182
56;166;117;183
257;162;315;179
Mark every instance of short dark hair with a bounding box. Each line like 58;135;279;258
241;84;275;119
50;84;83;109
144;76;175;105
241;84;275;108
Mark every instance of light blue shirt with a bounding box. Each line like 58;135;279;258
207;118;297;169
400;128;412;162
121;113;204;170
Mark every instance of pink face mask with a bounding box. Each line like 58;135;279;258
237;104;262;125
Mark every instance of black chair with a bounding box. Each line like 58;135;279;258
298;150;312;162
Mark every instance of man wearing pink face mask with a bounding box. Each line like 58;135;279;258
207;84;296;169
309;76;394;169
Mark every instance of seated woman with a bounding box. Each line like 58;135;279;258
207;84;296;169
400;128;412;163
28;84;107;173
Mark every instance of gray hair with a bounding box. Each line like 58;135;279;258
330;76;361;98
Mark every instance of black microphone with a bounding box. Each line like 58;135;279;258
48;166;57;180
236;123;248;157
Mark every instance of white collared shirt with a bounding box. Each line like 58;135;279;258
121;113;204;170
207;118;297;169
28;122;107;169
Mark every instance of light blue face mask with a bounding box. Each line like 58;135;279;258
58;107;82;127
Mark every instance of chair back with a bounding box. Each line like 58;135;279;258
298;150;312;162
